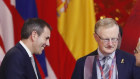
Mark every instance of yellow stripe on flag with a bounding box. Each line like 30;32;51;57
57;0;97;60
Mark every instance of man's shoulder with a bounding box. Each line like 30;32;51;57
116;49;135;61
116;49;134;57
76;50;97;64
7;43;24;55
4;43;29;63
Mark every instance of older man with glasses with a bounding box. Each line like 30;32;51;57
72;18;140;79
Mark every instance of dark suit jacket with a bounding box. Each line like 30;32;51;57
0;43;41;79
71;49;140;79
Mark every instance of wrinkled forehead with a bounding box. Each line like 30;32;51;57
97;25;119;38
96;24;119;33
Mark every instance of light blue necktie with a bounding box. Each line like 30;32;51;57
102;56;110;79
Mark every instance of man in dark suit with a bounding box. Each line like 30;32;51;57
0;18;52;79
72;18;140;79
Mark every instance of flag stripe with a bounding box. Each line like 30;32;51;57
0;0;14;52
0;36;6;53
16;0;38;20
0;0;15;65
35;51;48;76
0;36;5;65
4;0;24;44
45;58;57;79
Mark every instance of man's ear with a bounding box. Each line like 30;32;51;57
31;31;38;41
94;33;98;42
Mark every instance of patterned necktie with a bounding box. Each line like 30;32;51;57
102;56;110;79
31;56;39;79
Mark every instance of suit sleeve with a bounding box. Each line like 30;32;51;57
71;58;85;79
2;50;26;79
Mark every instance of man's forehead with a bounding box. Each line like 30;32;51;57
97;26;119;37
97;25;119;32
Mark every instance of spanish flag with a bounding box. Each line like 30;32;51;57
55;0;97;78
57;0;97;60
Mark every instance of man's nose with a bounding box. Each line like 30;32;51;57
107;39;113;45
46;40;50;46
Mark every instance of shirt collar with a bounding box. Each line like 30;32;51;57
97;48;116;61
19;40;32;57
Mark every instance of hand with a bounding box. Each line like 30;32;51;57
134;37;140;66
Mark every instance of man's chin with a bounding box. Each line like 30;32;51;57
107;47;116;51
105;50;114;54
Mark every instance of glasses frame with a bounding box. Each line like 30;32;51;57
95;33;118;43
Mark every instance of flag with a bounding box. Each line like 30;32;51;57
0;0;14;66
56;0;97;78
121;0;140;54
57;0;97;60
0;0;97;79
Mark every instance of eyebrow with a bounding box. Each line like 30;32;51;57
96;32;118;39
46;36;50;39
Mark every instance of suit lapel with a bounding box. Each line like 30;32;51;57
90;50;98;79
17;43;40;79
92;57;97;79
116;50;126;79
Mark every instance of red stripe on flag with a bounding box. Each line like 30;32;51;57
0;36;6;53
4;0;24;44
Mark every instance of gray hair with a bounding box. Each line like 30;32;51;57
95;18;119;33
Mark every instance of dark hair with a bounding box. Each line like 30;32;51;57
21;18;52;39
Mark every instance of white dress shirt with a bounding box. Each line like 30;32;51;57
96;48;118;79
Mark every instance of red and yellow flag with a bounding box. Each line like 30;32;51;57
57;0;97;60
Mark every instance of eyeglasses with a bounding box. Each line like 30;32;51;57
96;33;118;43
